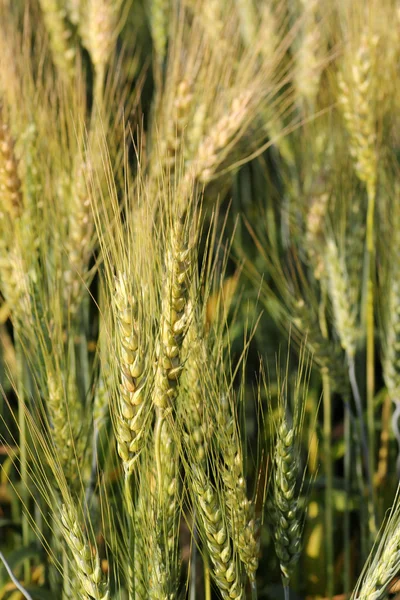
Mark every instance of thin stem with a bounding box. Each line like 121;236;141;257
283;583;289;600
344;400;351;598
366;180;376;513
251;578;258;600
93;65;105;113
322;369;334;600
348;354;376;536
189;518;197;600
204;554;211;600
62;544;70;600
0;552;34;600
16;338;30;585
124;473;135;600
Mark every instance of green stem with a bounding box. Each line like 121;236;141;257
365;180;376;520
251;578;258;600
125;474;135;600
283;583;289;600
62;544;70;600
344;399;351;598
189;518;197;600
204;555;211;600
16;338;30;585
322;369;334;600
348;355;376;536
0;551;33;600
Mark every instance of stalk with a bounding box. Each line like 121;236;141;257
251;580;258;600
322;368;334;599
348;355;376;537
344;402;351;598
320;291;333;598
189;521;197;600
204;556;211;600
0;552;33;600
16;338;30;585
365;181;376;517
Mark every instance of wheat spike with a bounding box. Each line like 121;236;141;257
338;33;378;192
46;368;84;486
222;414;260;583
39;0;78;81
153;213;192;411
63;158;95;316
192;467;245;599
82;0;120;93
60;504;109;600
326;238;358;359
150;0;170;63
0;104;23;218
272;417;303;588
114;271;151;474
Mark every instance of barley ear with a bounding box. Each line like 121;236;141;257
192;467;245;600
38;0;78;81
0;103;23;218
113;271;151;475
60;503;109;600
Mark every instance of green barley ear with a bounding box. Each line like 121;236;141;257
150;0;170;64
63;155;96;317
326;237;359;360
180;318;210;467
192;466;245;600
352;486;400;600
60;503;109;600
222;411;261;586
271;358;309;598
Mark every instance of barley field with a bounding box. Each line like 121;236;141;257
0;1;399;599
